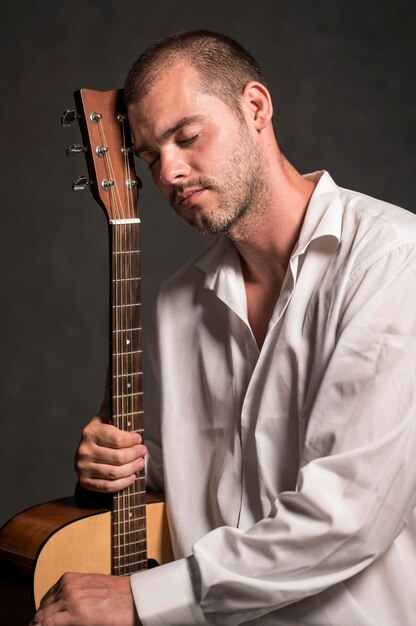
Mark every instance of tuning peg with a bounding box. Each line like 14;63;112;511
66;144;85;157
72;176;90;192
61;109;78;127
126;178;142;189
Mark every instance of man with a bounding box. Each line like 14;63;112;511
32;31;416;626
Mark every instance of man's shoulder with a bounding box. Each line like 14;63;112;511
332;183;416;286
339;184;416;245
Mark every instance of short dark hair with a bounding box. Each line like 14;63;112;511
124;30;268;118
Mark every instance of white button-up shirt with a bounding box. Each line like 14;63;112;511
131;171;416;625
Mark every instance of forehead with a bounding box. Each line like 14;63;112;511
127;62;230;141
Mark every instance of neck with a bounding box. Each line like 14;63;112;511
227;156;316;289
226;155;316;349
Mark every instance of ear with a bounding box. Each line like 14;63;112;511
241;81;273;131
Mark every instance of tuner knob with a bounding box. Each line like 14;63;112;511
72;176;90;192
126;178;142;190
66;144;85;157
61;109;78;127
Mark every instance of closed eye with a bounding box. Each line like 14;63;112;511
178;135;199;146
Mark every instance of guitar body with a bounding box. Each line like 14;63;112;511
0;493;173;625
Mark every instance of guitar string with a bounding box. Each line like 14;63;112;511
123;122;134;571
98;112;144;572
122;119;137;570
97;117;124;572
124;122;146;570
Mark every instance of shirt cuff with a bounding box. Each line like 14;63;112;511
130;557;208;626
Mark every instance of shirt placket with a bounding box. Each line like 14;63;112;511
235;254;300;528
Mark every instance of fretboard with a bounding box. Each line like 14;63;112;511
110;221;147;575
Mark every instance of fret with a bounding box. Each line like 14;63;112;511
113;515;146;525
112;532;146;542
113;371;142;378
112;302;141;309
111;248;140;256
112;547;147;559
112;410;143;418
112;272;140;280
111;410;144;415
112;559;147;571
113;495;146;506
114;500;146;509
112;250;140;255
113;495;146;508
114;535;146;548
112;277;141;283
113;349;142;354
113;500;146;509
112;325;143;336
112;328;141;333
112;392;143;400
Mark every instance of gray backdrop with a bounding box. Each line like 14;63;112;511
1;0;415;528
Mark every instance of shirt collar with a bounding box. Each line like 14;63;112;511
195;170;343;315
196;236;246;318
292;170;342;257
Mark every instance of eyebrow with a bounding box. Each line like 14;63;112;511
134;115;204;156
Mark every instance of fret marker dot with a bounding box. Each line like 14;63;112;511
126;339;130;345
129;512;133;518
127;382;131;388
127;420;131;427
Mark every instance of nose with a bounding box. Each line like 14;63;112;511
158;149;191;186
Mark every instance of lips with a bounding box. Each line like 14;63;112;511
177;188;205;208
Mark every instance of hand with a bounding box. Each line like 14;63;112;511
30;572;141;626
75;416;147;493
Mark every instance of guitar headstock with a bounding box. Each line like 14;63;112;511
62;89;141;222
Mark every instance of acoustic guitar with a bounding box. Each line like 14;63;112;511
0;89;173;626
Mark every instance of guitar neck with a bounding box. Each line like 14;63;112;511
67;87;145;575
110;220;147;575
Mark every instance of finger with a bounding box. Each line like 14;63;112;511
32;605;74;626
82;420;142;449
78;443;147;469
86;455;145;481
80;473;139;493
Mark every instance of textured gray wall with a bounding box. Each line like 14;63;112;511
1;0;415;527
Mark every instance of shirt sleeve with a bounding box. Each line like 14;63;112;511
132;243;416;625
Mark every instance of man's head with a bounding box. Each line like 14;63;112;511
125;31;276;237
124;30;269;123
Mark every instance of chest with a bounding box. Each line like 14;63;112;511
244;281;281;348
